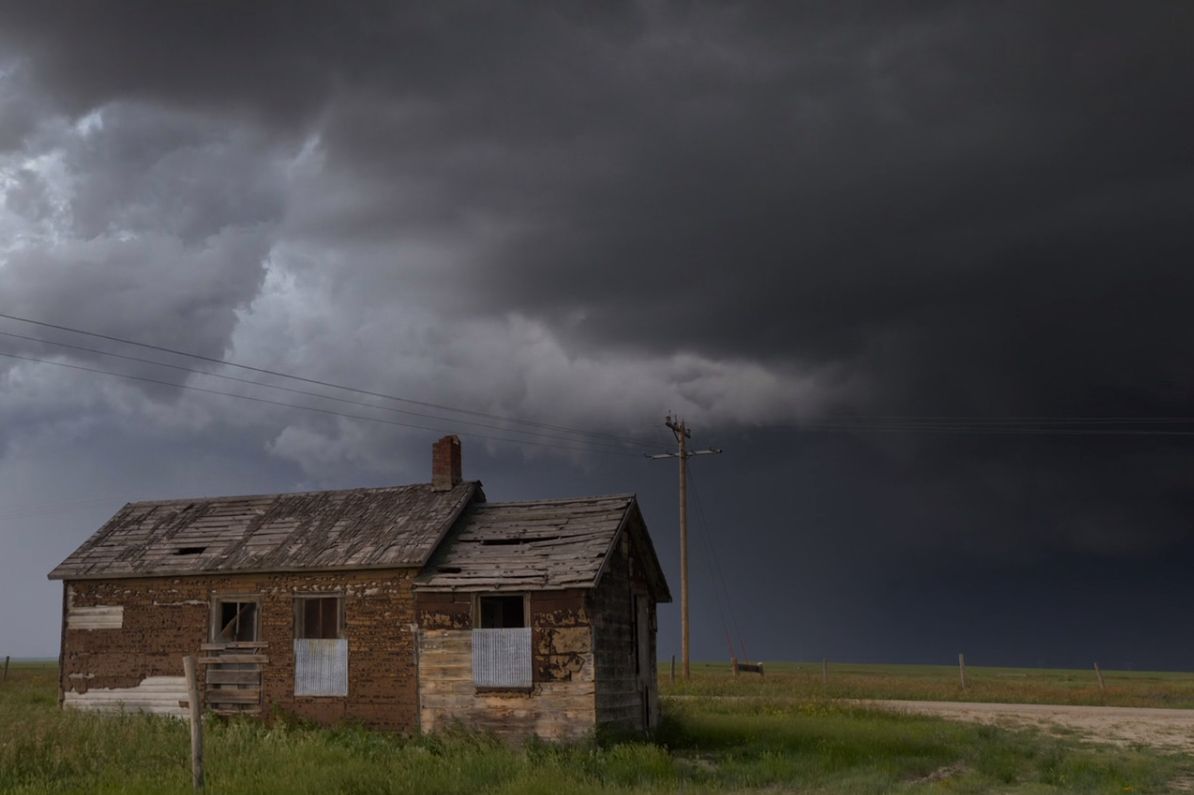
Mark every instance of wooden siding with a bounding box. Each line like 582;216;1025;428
591;528;658;732
61;569;420;730
50;482;479;580
416;589;596;741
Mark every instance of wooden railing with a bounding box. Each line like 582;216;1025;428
198;641;268;716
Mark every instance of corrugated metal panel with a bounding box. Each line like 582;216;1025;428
472;628;532;688
294;639;348;696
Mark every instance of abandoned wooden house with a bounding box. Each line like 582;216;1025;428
47;435;671;740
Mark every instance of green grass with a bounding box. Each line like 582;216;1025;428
665;661;1194;708
0;661;1189;793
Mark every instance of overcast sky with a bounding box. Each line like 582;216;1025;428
2;2;1193;669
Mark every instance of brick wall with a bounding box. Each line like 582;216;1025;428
62;568;419;730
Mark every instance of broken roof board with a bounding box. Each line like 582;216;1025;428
48;482;479;581
415;494;671;601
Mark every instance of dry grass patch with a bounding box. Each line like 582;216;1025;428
0;661;1189;793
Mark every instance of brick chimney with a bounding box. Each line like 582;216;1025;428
431;435;462;491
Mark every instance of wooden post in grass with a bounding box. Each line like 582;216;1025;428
822;658;828;685
1094;662;1105;693
958;653;967;690
670;655;676;685
2;655;9;683
182;656;204;790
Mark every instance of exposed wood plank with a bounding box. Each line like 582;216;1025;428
204;670;261;685
205;689;261;704
200;641;268;650
197;655;267;664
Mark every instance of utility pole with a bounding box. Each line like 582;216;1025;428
647;414;722;680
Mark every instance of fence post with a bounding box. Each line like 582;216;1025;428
2;655;9;683
958;653;967;690
821;658;828;686
1094;662;1105;693
670;655;676;685
183;656;204;790
731;656;738;676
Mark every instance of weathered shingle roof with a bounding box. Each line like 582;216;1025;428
415;494;671;600
48;482;480;580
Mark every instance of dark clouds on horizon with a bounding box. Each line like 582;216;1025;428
2;2;1193;665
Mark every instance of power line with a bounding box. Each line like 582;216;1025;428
787;415;1194;424
0;329;643;454
769;421;1194;437
0;311;650;449
0;350;643;458
5;315;1191;447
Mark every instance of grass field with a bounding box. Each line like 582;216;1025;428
1;660;1192;793
668;661;1194;709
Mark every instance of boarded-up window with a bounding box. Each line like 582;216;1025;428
473;594;531;688
294;639;348;697
212;598;259;643
473;628;533;688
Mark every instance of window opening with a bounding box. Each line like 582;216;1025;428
213;599;259;643
295;596;342;640
478;595;525;628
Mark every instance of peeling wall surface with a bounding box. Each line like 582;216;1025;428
66;605;124;630
63;676;188;718
416;590;597;741
61;569;419;730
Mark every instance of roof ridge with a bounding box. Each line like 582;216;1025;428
479;493;635;508
115;480;481;508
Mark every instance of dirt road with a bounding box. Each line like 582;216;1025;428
864;699;1194;752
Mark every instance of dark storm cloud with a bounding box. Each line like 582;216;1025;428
5;3;1190;401
0;2;640;129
